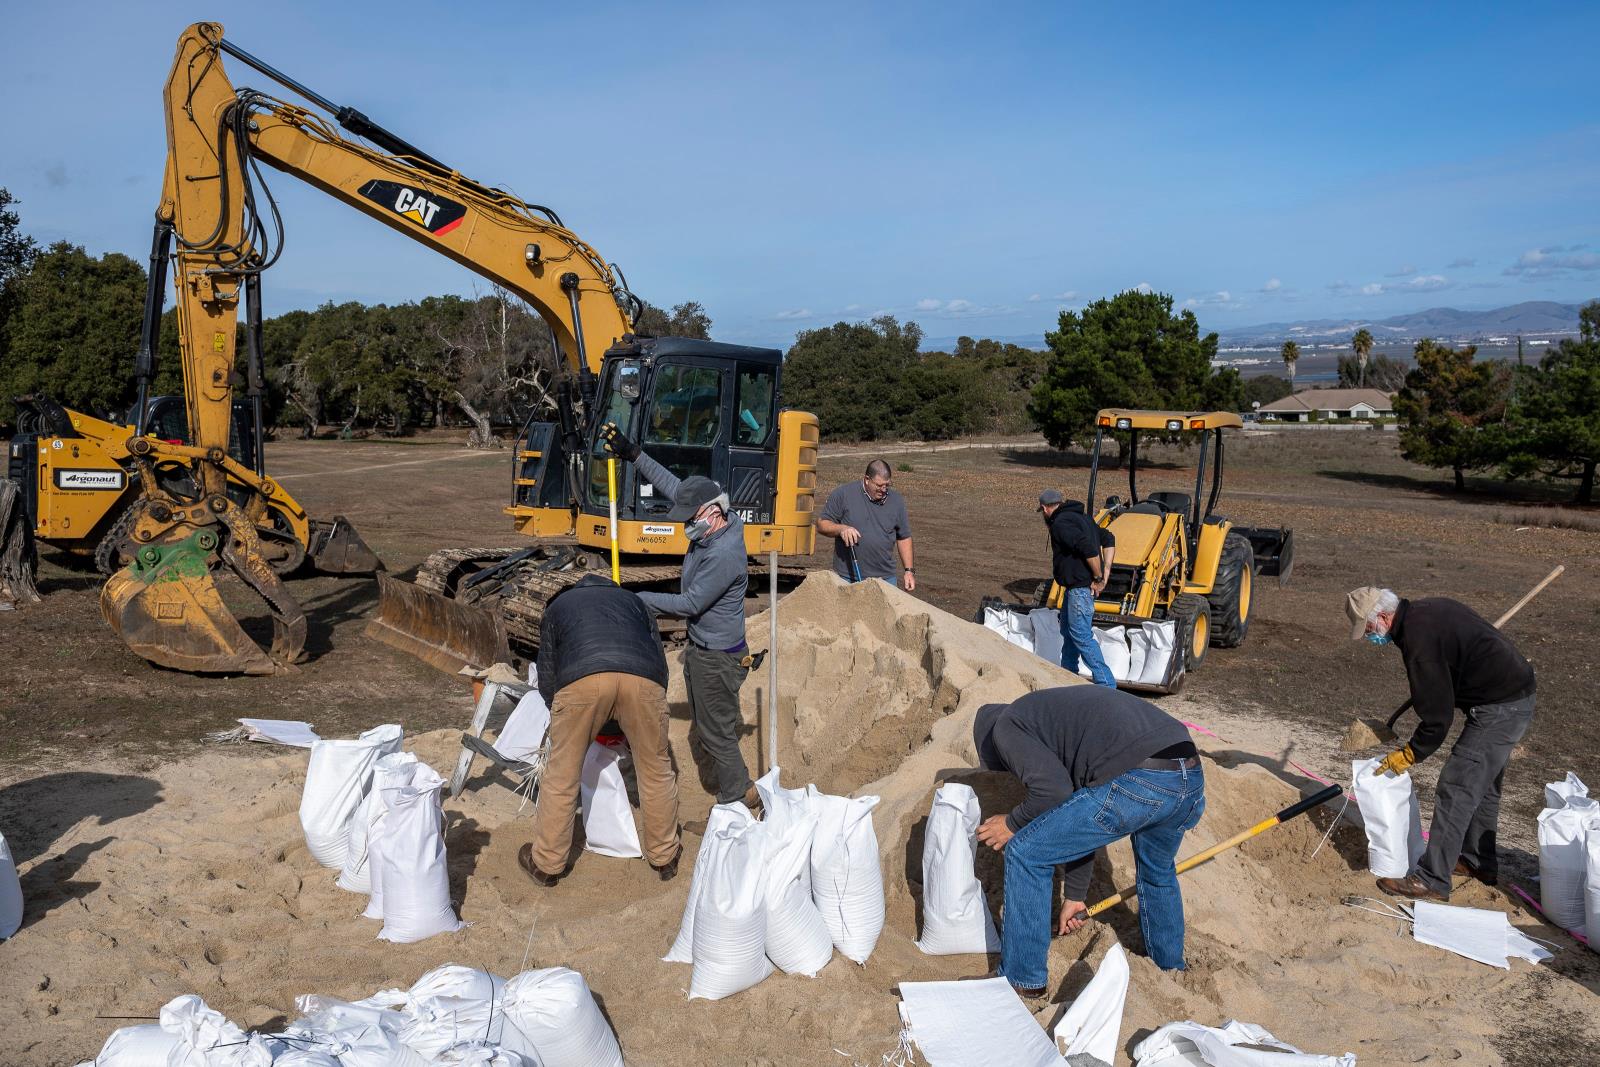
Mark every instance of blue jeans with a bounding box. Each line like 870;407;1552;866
1059;586;1115;688
998;767;1205;987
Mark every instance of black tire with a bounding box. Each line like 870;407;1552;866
1208;534;1255;649
1170;593;1211;672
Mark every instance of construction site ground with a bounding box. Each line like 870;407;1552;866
1;427;1597;1064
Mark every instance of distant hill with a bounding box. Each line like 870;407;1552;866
1217;301;1584;349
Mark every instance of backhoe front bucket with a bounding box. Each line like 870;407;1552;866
101;533;280;675
367;572;509;674
308;515;383;574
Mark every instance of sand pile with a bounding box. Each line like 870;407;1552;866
2;573;1595;1065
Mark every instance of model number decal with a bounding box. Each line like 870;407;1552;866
54;468;126;491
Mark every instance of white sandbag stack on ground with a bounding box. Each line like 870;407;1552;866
498;966;624;1066
1537;794;1598;931
1545;772;1588;809
1138;621;1177;685
0;829;21;939
689;819;773;1000
159;995;276;1067
375;762;463;942
1351;758;1424;877
300;723;403;868
915;782;999;956
580;742;643;858
808;786;886;965
754;768;833;976
1132;1019;1356;1066
283;994;427;1067
664;802;755;963
1053;942;1130;1065
340;751;419;896
357;965;506;1060
983;606;1036;650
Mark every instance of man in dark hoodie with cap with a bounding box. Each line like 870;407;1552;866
972;687;1205;997
1039;488;1117;687
601;422;760;814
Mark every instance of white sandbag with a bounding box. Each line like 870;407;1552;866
898;977;1065;1067
1138;620;1177;686
663;802;756;963
1538;795;1598;931
580;742;643;858
358;754;422;917
1127;627;1149;683
808;786;886;965
1411;899;1554;969
87;1023;180;1066
1053;942;1129;1065
340;751;419;896
0;829;21;939
497;687;551;763
915;782;999;956
754;769;832;976
689;819;773;1000
234;718;319;747
272;1051;343;1067
1081;625;1130;681
1587;822;1600;950
1351;758;1424;878
299;723;403;868
1545;771;1589;810
376;762;464;943
355;966;506;1060
1029;607;1064;667
983;605;1037;650
284;998;428;1067
434;1043;535;1066
499;966;624;1067
1133;1019;1355;1066
159;995;276;1067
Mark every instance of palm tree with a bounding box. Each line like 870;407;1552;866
1352;328;1374;388
1280;340;1300;388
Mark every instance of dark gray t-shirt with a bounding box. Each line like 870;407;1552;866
821;482;912;581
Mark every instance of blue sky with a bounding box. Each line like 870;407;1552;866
3;1;1597;346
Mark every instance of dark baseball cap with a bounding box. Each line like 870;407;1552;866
1036;488;1065;511
666;475;728;522
974;702;1009;770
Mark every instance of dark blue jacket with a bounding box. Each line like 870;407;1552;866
537;575;669;704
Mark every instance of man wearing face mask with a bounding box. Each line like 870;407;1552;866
601;422;760;814
1345;586;1537;901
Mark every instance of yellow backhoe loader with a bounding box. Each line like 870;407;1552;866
16;23;817;675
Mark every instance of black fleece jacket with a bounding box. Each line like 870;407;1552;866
536;575;669;705
1389;597;1536;760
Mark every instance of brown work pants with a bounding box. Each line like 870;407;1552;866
529;672;680;875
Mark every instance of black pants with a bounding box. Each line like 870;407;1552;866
683;644;751;804
1416;693;1536;894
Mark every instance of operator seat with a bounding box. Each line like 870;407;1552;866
1147;491;1192;516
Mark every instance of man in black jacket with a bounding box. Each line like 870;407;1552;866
521;574;680;887
1346;586;1537;900
972;687;1205;997
1039;489;1116;687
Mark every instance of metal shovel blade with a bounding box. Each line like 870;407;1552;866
366;571;510;674
101;543;279;675
308;515;384;574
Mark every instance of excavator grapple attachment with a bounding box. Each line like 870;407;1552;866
0;478;42;606
308;515;383;574
100;532;281;675
367;572;509;674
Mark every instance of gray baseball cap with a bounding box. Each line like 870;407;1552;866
1036;488;1065;511
666;475;729;522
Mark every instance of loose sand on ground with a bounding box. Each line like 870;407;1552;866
2;574;1595;1065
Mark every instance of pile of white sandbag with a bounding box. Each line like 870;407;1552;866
299;726;461;942
79;963;625;1067
1351;757;1424;878
1536;772;1599;947
1133;1019;1355;1066
979;605;1176;685
664;767;886;999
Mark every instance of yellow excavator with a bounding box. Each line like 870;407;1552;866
26;23;817;675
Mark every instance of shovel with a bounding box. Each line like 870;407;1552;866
1341;565;1563;750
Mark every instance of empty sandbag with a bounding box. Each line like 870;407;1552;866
0;828;21;939
690;819;773;1000
1139;620;1177;686
808;786;886;965
1053;942;1129;1066
1546;772;1589;810
1351;758;1424;878
496;686;551;764
580;741;643;858
899;977;1065;1067
664;802;755;963
160;995;276;1067
300;723;403;868
1538;795;1598;931
498;966;624;1067
915;782;999;956
340;751;419;896
375;763;463;943
85;1023;181;1066
755;768;832;976
1132;1019;1356;1066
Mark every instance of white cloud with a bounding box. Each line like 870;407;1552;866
1027;293;1042;302
1053;290;1077;301
1185;290;1237;309
843;303;862;312
1132;282;1153;295
915;297;943;311
1361;283;1384;296
906;297;1016;319
773;308;812;320
1403;274;1450;292
1447;257;1477;269
1261;278;1282;293
1505;247;1600;276
1385;264;1418;278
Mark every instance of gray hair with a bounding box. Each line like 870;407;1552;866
865;459;892;480
1369;588;1400;621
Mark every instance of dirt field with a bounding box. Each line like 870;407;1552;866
2;427;1597;1064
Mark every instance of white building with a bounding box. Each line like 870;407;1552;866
1257;388;1395;422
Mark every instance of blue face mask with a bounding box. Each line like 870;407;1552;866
1365;632;1392;646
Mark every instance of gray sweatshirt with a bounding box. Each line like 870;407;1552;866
633;451;749;650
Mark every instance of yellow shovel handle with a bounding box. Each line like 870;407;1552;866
606;457;621;584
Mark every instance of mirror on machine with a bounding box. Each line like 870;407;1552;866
617;359;641;399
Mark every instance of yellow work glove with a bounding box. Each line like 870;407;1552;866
1372;744;1417;776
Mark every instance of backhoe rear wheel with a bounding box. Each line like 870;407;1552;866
1208;533;1255;648
1171;593;1210;672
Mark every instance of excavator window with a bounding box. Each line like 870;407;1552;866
645;365;722;448
734;366;775;446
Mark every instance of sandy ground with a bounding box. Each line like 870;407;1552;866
4;576;1597;1065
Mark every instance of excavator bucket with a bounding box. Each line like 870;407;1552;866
0;478;42;605
101;533;281;675
308;515;383;574
367;572;509;674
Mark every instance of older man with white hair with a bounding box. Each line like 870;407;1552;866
1345;586;1536;901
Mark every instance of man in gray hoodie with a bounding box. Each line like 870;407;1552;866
601;422;759;811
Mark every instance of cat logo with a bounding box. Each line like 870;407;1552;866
357;179;467;236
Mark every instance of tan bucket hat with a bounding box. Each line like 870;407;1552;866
1344;586;1384;640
